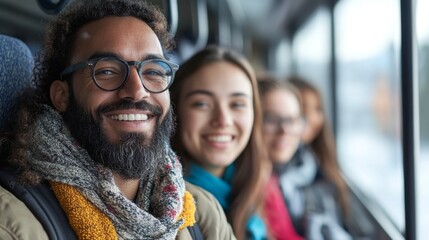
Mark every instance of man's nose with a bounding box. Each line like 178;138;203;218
117;67;150;101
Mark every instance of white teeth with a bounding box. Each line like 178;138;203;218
207;135;233;142
110;113;148;121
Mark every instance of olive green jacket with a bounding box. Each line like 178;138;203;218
0;185;49;240
0;182;236;240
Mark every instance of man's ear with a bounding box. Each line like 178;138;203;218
50;80;69;112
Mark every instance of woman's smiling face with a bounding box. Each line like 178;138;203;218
177;61;254;177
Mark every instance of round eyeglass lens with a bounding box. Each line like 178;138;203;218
93;58;127;90
139;60;173;92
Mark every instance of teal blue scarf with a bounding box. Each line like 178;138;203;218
185;163;267;240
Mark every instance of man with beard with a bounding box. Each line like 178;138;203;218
0;0;235;239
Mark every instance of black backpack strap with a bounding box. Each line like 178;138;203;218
0;168;77;240
187;224;204;240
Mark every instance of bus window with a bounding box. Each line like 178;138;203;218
334;0;403;233
292;6;332;124
416;0;429;238
269;38;292;77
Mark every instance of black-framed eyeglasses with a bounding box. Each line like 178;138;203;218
263;114;305;134
60;56;179;93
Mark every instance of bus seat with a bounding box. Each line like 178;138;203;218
0;34;34;131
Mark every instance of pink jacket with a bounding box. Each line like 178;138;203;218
264;175;303;240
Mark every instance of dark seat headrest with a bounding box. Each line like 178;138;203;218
0;35;34;131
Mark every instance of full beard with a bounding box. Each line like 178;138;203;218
62;95;174;180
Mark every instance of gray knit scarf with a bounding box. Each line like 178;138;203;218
25;105;185;239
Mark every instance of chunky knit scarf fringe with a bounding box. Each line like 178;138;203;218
25;105;195;239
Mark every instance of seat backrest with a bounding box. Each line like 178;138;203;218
0;35;78;239
0;34;34;131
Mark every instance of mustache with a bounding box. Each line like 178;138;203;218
96;100;162;117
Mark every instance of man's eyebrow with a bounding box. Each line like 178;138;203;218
88;52;120;59
184;90;251;99
88;52;166;61
143;54;166;61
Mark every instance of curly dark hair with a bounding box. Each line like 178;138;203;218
4;0;175;183
34;0;174;106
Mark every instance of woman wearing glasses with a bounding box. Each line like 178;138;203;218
260;75;352;240
257;75;304;240
170;46;271;240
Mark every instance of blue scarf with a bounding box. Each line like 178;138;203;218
185;163;267;240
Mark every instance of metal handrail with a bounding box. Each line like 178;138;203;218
189;0;208;51
400;0;417;239
167;0;178;35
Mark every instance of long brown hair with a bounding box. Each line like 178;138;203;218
170;46;271;240
288;76;349;216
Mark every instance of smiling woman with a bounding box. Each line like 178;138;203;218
170;45;271;240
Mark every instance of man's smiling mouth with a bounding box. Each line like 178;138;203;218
108;113;149;121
